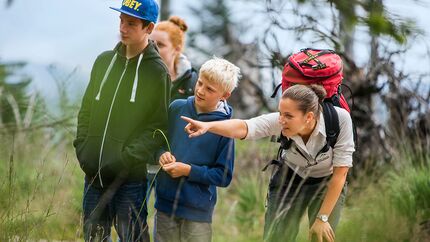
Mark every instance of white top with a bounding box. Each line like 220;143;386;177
244;107;355;178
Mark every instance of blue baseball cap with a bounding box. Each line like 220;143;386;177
110;0;159;23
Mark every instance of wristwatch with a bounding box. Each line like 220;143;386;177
316;214;329;223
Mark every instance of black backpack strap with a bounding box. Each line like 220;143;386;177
316;101;340;156
278;133;293;150
262;133;292;171
271;83;282;98
262;159;282;171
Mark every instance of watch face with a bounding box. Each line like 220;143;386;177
321;215;328;222
318;214;329;222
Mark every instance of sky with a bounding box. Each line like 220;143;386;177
0;0;429;104
0;0;199;103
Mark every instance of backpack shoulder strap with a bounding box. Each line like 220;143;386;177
319;101;340;154
276;133;293;160
271;83;282;98
262;133;292;171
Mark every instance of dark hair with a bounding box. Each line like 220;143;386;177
141;19;152;28
281;84;327;118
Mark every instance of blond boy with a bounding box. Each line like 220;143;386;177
154;57;240;242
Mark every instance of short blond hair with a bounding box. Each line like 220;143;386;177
199;57;241;93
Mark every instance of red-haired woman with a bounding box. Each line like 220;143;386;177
151;16;197;101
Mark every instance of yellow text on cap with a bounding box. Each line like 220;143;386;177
123;0;142;11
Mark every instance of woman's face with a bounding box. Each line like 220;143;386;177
151;30;178;67
278;98;313;137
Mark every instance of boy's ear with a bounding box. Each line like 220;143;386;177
222;92;231;101
146;22;155;34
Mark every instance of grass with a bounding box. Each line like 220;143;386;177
0;131;84;241
0;132;429;241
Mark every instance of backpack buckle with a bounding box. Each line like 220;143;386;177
312;63;327;70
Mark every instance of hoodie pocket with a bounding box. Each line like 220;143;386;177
181;182;213;210
76;135;102;177
97;136;127;179
76;135;126;179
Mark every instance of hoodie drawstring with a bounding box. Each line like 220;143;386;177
95;53;118;101
95;52;144;102
130;53;143;102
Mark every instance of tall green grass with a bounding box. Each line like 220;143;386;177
0;132;429;241
320;149;430;242
0;131;83;241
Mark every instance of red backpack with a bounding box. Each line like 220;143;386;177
272;48;350;112
270;48;355;154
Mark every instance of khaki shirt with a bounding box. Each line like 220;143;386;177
244;107;355;178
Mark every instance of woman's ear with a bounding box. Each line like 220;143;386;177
173;47;181;59
306;111;315;124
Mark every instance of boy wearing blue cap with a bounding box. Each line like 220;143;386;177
73;0;170;241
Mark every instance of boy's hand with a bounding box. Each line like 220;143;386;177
159;152;176;166
162;162;191;178
181;116;209;138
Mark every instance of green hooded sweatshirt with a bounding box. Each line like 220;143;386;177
74;40;170;188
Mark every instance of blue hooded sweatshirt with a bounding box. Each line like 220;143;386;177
155;96;235;223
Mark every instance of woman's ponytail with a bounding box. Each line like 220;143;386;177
308;84;326;104
281;84;327;118
168;16;188;32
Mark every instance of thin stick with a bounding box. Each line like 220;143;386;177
131;129;171;241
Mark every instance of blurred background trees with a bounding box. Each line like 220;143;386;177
158;0;429;172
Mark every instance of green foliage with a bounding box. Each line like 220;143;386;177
340;0;417;43
328;0;359;28
0;131;83;240
235;171;266;230
388;163;430;223
364;13;415;44
0;62;32;126
334;150;430;242
0;127;429;241
335;183;411;242
0;62;83;240
211;140;273;242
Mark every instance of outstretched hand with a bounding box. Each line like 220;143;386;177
181;116;210;138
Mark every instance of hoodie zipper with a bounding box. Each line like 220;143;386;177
97;59;129;187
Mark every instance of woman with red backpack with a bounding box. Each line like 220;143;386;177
181;83;354;242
